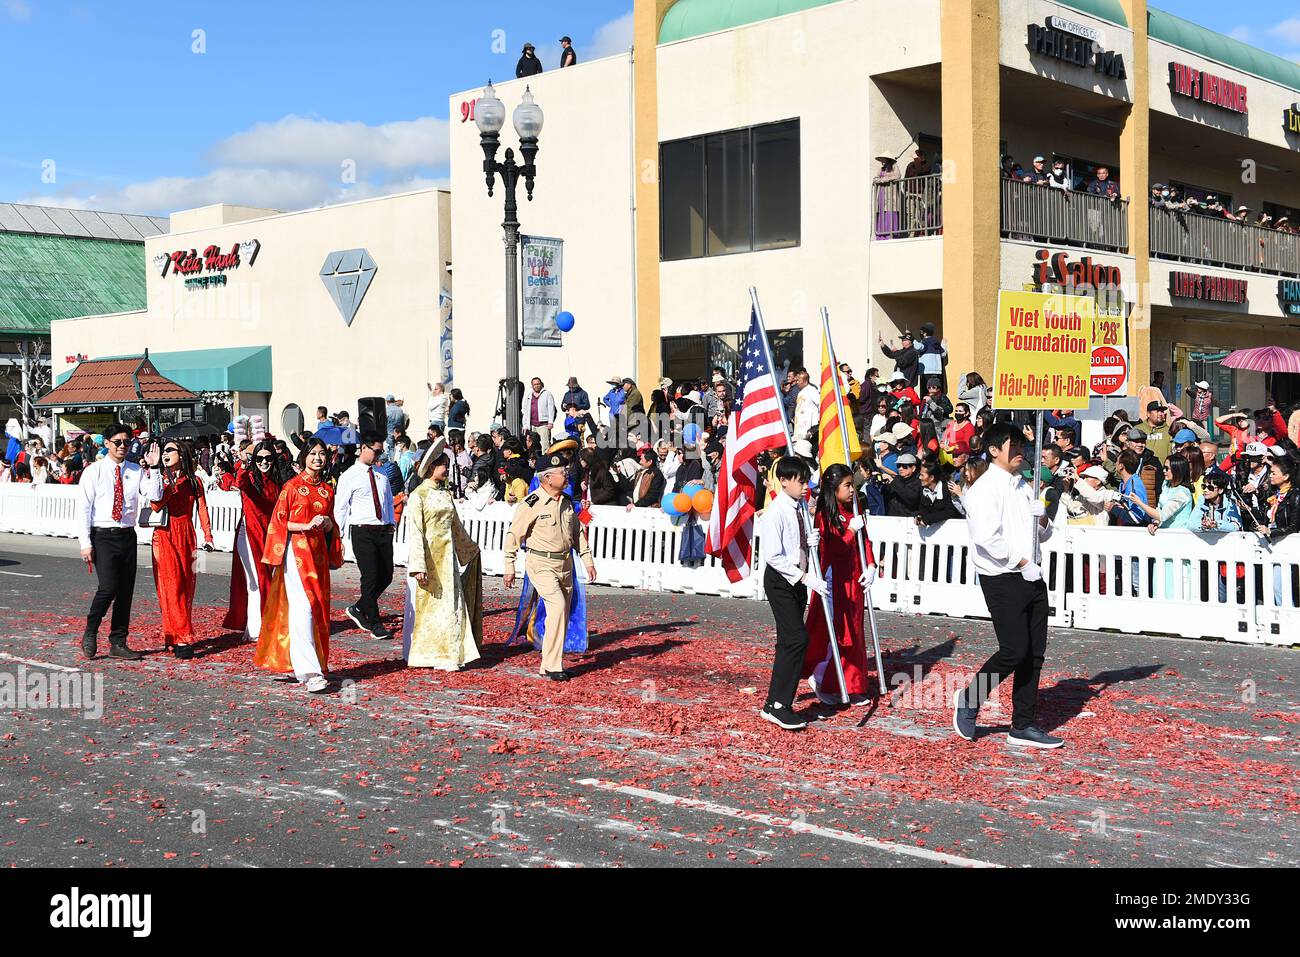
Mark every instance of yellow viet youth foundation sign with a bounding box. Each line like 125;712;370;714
993;290;1093;409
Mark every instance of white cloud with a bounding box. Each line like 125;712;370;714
19;113;451;215
5;0;31;21
1267;18;1300;46
589;11;634;58
206;114;450;174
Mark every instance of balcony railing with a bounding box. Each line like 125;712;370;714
1000;178;1128;252
1150;205;1300;277
873;173;943;239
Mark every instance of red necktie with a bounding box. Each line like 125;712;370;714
368;467;382;520
111;464;124;522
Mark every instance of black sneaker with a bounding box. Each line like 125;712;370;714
80;632;97;660
107;644;143;661
368;621;389;640
1007;725;1064;749
952;689;978;741
543;670;572;682
345;605;367;631
173;645;194;660
760;702;808;731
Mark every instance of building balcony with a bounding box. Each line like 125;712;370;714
872;174;943;239
999;179;1128;253
1149;205;1300;277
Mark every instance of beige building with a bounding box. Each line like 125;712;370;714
51;189;451;437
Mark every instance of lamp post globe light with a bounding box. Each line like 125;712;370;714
477;81;544;437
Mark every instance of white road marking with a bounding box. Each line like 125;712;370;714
574;778;1002;868
0;570;41;578
0;653;81;673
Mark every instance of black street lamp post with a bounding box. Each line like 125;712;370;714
475;81;544;438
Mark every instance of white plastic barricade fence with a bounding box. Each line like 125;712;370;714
4;484;1297;646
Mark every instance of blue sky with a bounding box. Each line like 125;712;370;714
1;0;1296;216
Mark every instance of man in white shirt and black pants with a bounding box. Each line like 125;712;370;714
335;431;396;639
759;455;826;730
78;421;163;660
953;422;1062;748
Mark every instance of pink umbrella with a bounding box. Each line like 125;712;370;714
1221;346;1300;374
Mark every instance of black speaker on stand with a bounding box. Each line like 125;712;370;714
357;396;386;437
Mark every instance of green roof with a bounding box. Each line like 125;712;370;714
1058;0;1127;28
55;346;273;393
1149;7;1300;92
0;232;147;335
659;0;843;43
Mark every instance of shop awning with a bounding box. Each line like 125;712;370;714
37;352;198;408
54;346;272;393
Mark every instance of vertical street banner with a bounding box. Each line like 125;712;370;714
993;290;1094;409
521;235;563;347
438;288;454;383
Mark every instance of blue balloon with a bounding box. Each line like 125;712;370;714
682;481;704;499
682;423;701;444
555;311;575;332
661;491;682;516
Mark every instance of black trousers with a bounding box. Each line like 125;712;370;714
763;566;810;709
966;572;1050;729
351;524;394;625
85;527;138;645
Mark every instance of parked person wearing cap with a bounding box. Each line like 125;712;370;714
403;439;483;670
1025;155;1050;186
504;453;596;680
1063;465;1120;526
516;42;543;77
1184;380;1215;427
953;422;1060;748
882;452;922;517
879;330;920;391
1138;400;1173;463
559;35;578;68
599;374;627;429
1233;443;1273;532
888;373;921;408
560;376;590;413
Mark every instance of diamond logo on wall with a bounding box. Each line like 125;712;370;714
319;249;378;326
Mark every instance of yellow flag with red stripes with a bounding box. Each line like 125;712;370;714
818;331;861;467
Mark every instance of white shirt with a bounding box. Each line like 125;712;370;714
964;464;1050;576
760;491;811;586
334;460;395;535
793;384;820;437
77;457;164;549
427;392;449;424
659;451;680;484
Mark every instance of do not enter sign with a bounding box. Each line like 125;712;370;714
1091;345;1127;395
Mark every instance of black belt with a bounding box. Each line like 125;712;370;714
92;526;135;536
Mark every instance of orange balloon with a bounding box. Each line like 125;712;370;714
673;493;692;514
692;488;713;513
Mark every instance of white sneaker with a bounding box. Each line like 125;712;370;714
807;674;819;693
305;675;330;694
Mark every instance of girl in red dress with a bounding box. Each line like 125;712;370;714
222;439;282;641
802;463;878;705
254;438;342;693
150;439;214;659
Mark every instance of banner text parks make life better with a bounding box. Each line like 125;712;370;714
993;290;1094;409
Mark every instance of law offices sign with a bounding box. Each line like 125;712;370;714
520;235;563;347
1026;16;1126;79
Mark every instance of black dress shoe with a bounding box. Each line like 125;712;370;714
107;644;143;661
543;670;572;682
81;632;97;659
173;645;194;660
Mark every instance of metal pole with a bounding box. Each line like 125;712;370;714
1032;409;1045;565
750;288;848;705
503;155;522;437
822;306;886;695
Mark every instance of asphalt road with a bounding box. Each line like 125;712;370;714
0;532;1295;868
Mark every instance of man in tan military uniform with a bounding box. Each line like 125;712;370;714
503;454;596;680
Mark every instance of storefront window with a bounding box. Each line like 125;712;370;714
660;138;706;260
753;120;800;251
660;119;802;261
661;329;803;386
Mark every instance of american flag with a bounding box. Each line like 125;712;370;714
705;308;789;581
